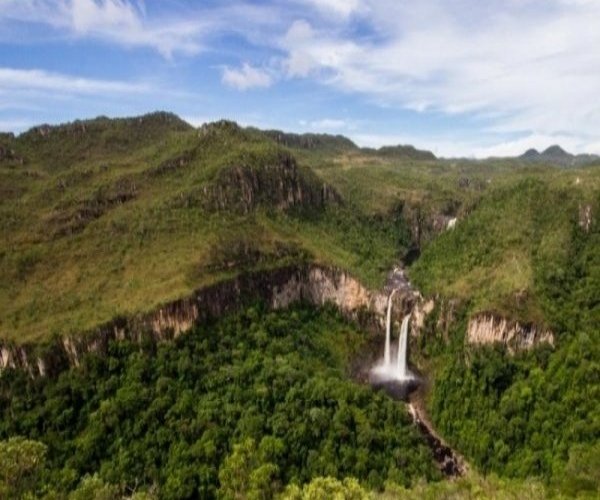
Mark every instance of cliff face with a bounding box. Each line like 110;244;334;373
466;314;554;352
1;260;554;378
410;297;554;353
0;265;412;378
203;153;340;214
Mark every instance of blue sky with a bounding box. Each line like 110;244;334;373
1;0;600;157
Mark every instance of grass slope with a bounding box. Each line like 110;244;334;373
0;115;410;342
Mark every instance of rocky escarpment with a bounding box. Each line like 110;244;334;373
467;314;554;352
202;152;340;213
0;264;416;378
410;297;554;352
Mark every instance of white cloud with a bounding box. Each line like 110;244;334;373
0;67;150;95
0;0;204;57
294;0;363;19
0;118;35;133
306;118;347;130
69;0;205;57
0;67;155;126
279;0;600;154
222;63;273;91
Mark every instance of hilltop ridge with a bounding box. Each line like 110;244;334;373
518;144;599;166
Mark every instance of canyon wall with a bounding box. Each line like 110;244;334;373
410;298;554;353
0;265;415;378
466;314;554;352
1;262;555;378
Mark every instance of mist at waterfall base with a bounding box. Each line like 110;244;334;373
369;291;420;400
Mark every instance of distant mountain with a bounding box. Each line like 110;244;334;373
262;131;437;161
373;144;436;161
360;144;436;161
518;144;599;166
261;129;358;152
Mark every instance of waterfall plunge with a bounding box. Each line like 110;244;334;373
384;289;396;365
371;290;414;382
397;314;411;379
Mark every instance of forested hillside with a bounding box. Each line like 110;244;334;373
1;113;598;498
410;177;599;497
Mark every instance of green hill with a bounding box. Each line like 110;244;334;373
0;115;409;342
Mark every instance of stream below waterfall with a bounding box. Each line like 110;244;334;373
362;265;467;477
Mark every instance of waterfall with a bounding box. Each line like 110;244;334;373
384;289;396;366
371;290;413;382
397;314;411;379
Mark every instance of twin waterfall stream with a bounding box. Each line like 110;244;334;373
371;288;414;382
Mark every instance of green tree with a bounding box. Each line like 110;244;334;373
68;474;119;500
218;438;281;500
0;437;47;498
280;476;369;500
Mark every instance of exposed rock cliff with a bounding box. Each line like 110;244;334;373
409;297;554;353
202;152;340;213
0;264;413;378
466;314;554;352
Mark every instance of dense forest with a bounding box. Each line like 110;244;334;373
0;305;439;498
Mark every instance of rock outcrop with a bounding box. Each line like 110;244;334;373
412;298;435;331
48;178;138;237
466;314;554;352
409;297;553;353
202;152;340;213
0;264;414;378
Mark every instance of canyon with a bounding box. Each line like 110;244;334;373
1;263;554;379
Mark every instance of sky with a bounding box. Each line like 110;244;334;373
1;0;600;158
